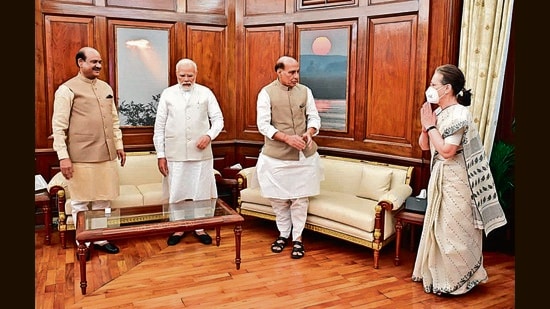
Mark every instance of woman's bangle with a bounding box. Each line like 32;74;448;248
426;125;437;132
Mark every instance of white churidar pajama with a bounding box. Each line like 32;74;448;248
256;151;323;241
71;200;110;246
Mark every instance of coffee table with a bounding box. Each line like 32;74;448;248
75;198;244;295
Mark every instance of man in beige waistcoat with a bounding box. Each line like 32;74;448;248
52;47;126;259
256;56;324;259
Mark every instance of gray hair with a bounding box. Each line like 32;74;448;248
175;58;197;72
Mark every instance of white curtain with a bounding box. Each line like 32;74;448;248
458;0;514;157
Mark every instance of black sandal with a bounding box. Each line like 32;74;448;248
291;241;305;259
271;236;287;253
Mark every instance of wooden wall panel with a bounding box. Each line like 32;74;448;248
298;0;357;11
187;0;226;14
187;25;226;112
35;0;46;149
120;127;155;151
44;0;93;4
364;15;417;156
239;26;285;140
106;0;176;11
369;0;408;5
213;143;237;170
186;25;232;140
427;0;462;73
235;143;262;168
35;150;63;182
42;16;95;146
244;0;285;16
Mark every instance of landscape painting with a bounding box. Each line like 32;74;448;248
116;27;169;126
299;27;349;132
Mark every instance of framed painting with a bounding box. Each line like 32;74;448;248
114;25;170;127
298;24;351;132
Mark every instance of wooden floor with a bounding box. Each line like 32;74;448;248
35;216;515;308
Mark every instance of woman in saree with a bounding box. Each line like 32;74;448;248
412;64;507;296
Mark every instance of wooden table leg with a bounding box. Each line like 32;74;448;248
394;211;425;266
41;201;52;245
234;224;242;270
215;226;221;246
394;218;403;266
77;243;89;295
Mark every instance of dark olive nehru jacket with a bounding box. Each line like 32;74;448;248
262;80;318;161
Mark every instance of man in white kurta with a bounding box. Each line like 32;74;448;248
153;58;224;246
256;56;324;259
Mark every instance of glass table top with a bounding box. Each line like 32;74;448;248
82;198;233;230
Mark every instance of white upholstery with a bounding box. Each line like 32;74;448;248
48;152;168;215
355;166;393;200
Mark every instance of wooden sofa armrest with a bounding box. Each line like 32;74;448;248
235;167;255;190
47;171;73;248
371;184;413;250
214;171;239;209
46;171;70;223
49;185;74;249
48;185;67;229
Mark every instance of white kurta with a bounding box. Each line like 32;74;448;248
153;83;223;204
162;160;218;203
153;83;224;161
256;151;323;199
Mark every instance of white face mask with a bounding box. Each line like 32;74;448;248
425;86;444;104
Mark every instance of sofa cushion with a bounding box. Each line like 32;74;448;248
118;152;163;186
308;191;378;232
110;185;144;208
139;183;167;205
319;157;363;195
64;184;161;213
240;187;270;206
64;185;146;211
355;166;392;200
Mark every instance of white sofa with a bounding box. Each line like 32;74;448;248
48;151;231;248
236;155;413;268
